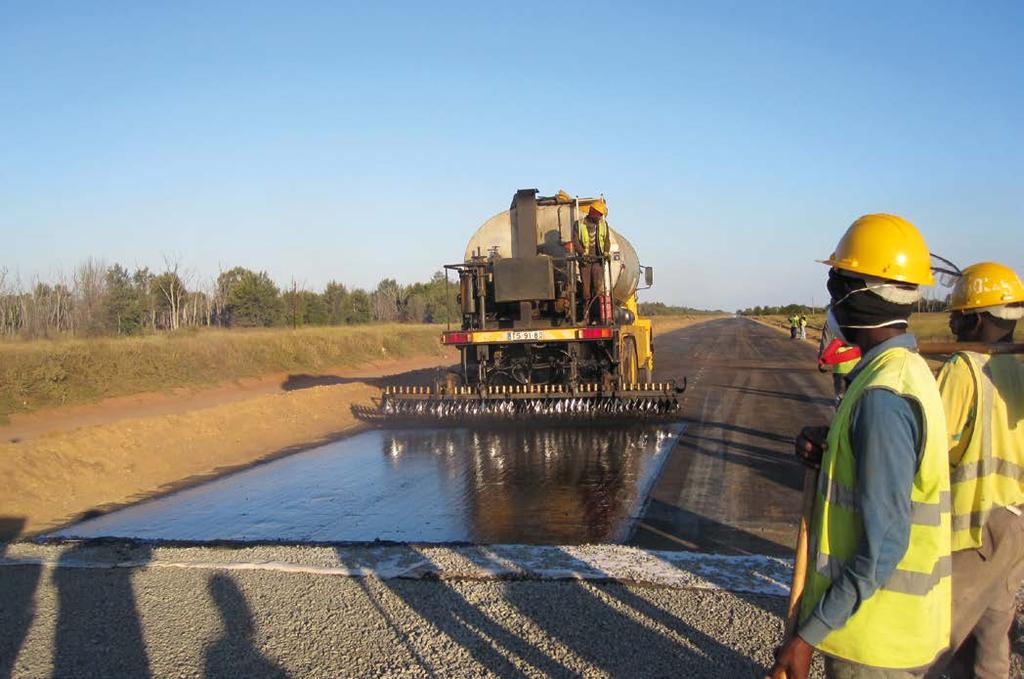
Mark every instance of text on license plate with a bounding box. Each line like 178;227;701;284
507;330;543;341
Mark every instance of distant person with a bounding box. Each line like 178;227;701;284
789;314;799;339
799;314;808;339
573;199;610;325
929;261;1024;678
770;214;951;679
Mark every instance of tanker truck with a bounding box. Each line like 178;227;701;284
376;189;683;422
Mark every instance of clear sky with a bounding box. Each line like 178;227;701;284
2;2;1021;310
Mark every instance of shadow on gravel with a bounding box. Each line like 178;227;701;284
0;517;40;679
503;551;770;677
52;542;153;679
336;546;771;678
205;574;288;679
339;547;571;678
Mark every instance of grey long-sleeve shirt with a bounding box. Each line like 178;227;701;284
798;333;923;646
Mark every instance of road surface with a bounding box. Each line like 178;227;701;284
637;316;834;554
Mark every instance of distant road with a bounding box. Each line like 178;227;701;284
635;317;835;555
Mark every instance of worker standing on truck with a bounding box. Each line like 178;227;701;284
769;214;951;679
928;261;1024;679
574;200;610;325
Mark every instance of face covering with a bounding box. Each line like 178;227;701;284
827;269;915;331
825;306;848;343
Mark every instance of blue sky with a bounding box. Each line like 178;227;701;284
2;2;1021;310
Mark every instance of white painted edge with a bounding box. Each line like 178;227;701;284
0;544;794;597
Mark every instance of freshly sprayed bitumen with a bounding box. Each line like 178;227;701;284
51;423;683;544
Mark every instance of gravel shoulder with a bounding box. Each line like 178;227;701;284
0;542;806;679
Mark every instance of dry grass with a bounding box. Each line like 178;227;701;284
650;313;728;334
0;324;447;423
751;312;952;343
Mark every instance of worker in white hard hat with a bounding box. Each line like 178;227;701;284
770;214;951;679
927;262;1024;678
573;199;610;325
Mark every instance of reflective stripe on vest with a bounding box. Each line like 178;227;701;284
947;352;1024;551
799;346;951;669
578;218;608;254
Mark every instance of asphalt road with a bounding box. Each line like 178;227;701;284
2;317;1021;678
637;317;833;554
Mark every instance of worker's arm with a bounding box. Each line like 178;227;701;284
796;388;920;646
936;355;976;466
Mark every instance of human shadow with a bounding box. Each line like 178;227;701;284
682;432;803;493
635;498;791;557
500;547;773;677
336;547;571;678
52;541;153;678
204;573;289;679
0;517;41;679
713;384;835;408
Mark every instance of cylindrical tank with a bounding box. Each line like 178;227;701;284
463;203;641;304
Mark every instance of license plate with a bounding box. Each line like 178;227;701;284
507;330;543;341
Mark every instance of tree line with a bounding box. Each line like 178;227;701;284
637;302;723;316
737;297;949;317
0;260;457;339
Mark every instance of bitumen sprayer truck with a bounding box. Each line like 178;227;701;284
366;188;684;423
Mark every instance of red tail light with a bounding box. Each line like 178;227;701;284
442;331;471;345
578;327;612;340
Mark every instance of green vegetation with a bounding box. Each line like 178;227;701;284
638;302;724;316
0;261;456;339
0;324;447;423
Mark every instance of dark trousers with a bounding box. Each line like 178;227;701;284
929;506;1024;679
580;262;605;322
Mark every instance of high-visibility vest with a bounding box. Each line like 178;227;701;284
577;218;608;255
800;345;951;669
833;345;860;375
944;352;1024;551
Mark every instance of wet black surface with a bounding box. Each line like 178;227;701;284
52;424;683;544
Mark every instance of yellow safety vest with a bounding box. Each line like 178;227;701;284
832;345;860;376
800;346;951;669
941;352;1024;551
577;218;608;255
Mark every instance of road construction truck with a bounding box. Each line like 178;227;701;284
378;188;682;422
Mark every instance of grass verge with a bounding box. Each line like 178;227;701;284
0;325;447;423
750;312;952;342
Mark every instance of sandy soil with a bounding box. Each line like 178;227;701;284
0;353;457;538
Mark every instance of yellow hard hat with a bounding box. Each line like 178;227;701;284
587;199;608;216
949;261;1024;312
820;214;934;286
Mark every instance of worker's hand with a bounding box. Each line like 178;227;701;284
766;635;814;679
794;426;829;469
816;363;828;374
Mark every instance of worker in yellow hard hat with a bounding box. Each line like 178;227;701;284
770;214;951;679
573;199;610;325
929;262;1024;678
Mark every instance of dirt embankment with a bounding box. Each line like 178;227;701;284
0;316;713;539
